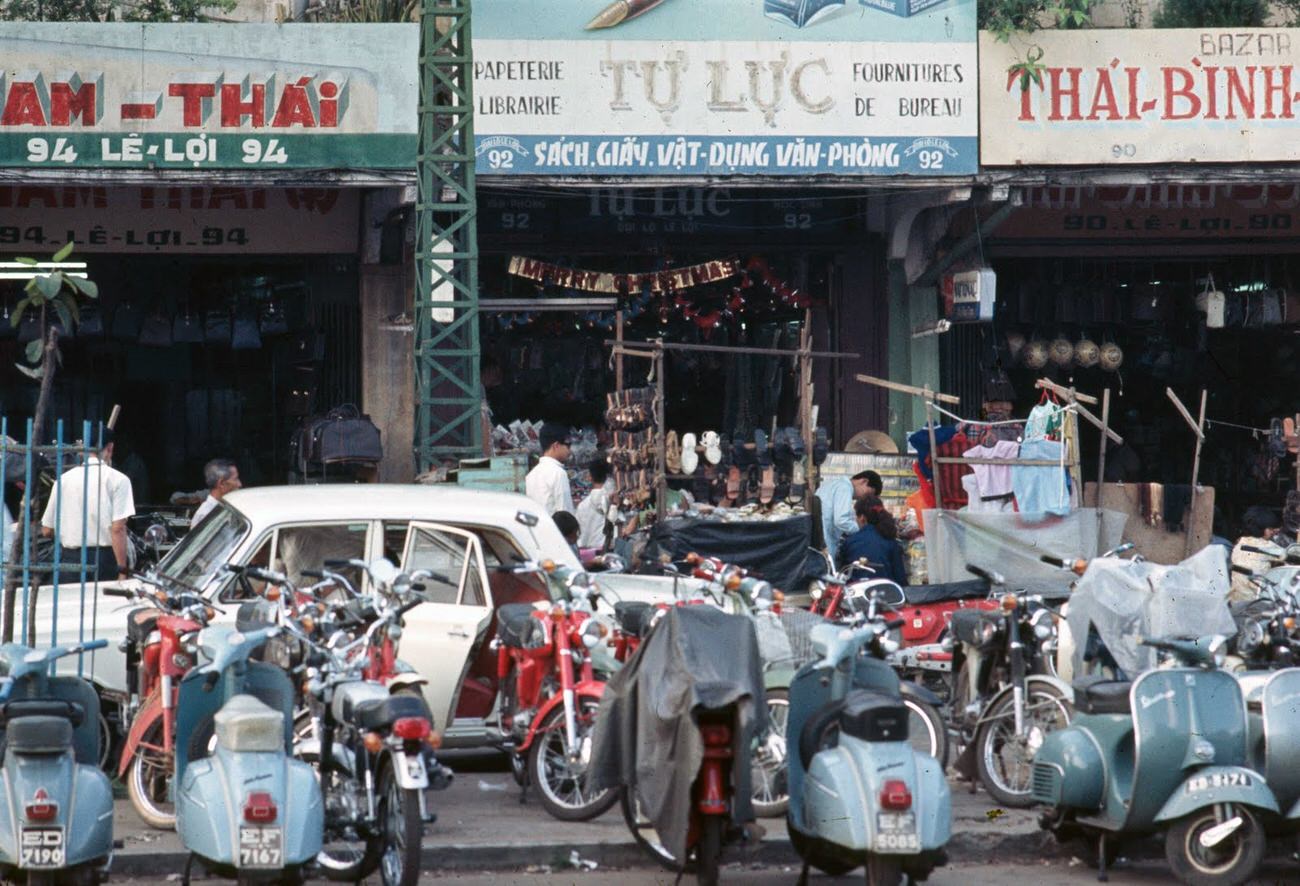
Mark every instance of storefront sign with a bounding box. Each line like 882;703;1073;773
0;23;416;170
0;186;359;253
981;29;1300;165
473;0;977;177
997;185;1300;240
508;255;740;293
942;268;995;320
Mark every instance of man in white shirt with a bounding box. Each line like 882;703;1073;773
814;470;879;563
191;458;242;528
40;429;135;581
576;457;613;550
525;423;574;516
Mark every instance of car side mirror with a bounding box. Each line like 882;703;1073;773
515;511;540;528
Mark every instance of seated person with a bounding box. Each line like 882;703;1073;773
552;510;581;560
839;494;907;586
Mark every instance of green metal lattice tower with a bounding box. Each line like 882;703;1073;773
415;0;481;471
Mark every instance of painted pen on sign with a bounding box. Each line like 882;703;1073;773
585;0;671;30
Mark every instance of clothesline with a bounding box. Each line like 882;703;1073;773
930;401;1074;428
1204;418;1270;435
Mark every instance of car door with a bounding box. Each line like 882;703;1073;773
400;522;493;731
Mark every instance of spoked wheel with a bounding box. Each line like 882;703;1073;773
621;786;690;873
902;696;948;769
377;761;423;886
126;719;176;830
1166;805;1265;886
974;685;1072;807
528;697;617;821
751;688;789;818
296;747;380;882
865;855;904;886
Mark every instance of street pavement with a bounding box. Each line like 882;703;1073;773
114;749;1061;879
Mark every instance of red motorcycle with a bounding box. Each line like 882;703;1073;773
495;560;615;821
107;575;213;830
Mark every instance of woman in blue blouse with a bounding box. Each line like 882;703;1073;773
839;494;908;585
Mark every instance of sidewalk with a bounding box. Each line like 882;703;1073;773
113;762;1062;878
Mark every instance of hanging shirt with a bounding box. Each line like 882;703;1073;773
525;456;574;516
1011;438;1071;517
963;440;1020;500
815;475;859;562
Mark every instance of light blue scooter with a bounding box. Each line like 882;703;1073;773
174;624;323;885
786;582;951;886
0;638;114;885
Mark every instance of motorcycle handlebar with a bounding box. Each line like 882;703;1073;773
1040;554;1066;568
301;569;324;579
884;618;905;630
966;564;1004;586
102;587;132;598
1240;545;1277;557
398;599;421;618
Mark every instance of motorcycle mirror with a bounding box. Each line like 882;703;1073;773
143;523;168;548
1286;544;1300;565
368;558;400;586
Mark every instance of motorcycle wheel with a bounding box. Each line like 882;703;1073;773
788;820;854;876
127;719;176;830
527;697;617;821
866;855;904;886
751;688;789;818
902;696;948;769
621;786;690;872
1166;805;1265;886
697;815;724;886
377;760;423;886
974;684;1072;808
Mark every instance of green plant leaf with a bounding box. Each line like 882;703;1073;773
68;277;98;299
11;297;30;326
50;298;72;332
15;363;42;380
24;339;42;363
51;242;75;263
32;274;61;301
13;257;38;267
58;293;80;323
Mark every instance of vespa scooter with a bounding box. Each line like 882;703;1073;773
786;582;950;886
0;638;114;885
1035;635;1279;885
174;623;323;885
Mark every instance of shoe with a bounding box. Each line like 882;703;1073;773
813;427;829;466
702;431;722;465
759;465;775;506
788;427;806;461
681;432;698;475
789;462;806;504
666;431;681;474
725;465;742;504
772;428;794;473
754;429;770;466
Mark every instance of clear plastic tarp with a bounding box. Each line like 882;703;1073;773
924;508;1128;594
1065;545;1235;679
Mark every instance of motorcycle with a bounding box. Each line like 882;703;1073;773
174;621;323;884
493;559;616;821
0;638;114;885
108;575;213;830
276;561;449;886
1035;634;1281;885
950;565;1073;807
786;581;950;886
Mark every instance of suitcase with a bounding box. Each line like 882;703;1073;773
294;405;382;474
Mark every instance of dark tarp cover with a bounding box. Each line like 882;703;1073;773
646;514;819;592
589;605;767;863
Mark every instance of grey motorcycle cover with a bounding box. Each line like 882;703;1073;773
589;605;767;863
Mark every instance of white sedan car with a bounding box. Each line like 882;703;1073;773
31;484;696;749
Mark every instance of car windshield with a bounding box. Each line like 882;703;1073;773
154;503;250;594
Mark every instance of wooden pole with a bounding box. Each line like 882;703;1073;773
1096;388;1110;552
799;312;814;510
1186;389;1208;556
615;311;624;394
856;373;960;405
654;340;667;523
925;397;942;509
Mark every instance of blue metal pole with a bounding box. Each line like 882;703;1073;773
19;418;33;646
51;419;63;648
77;420;89;668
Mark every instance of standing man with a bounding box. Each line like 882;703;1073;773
525;423;575;515
576;457;613;550
40;429;135;581
814;470;879;564
191;459;242;528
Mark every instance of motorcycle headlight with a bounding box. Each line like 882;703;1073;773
877;636;899;655
1034;621;1052;641
978;620;999;647
580;618;607;649
809;581;826;602
1239;618;1266;654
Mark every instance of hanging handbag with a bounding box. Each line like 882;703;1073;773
258;300;289;336
172;305;204;344
139;308;174;347
231;306;262;350
204;308;232;345
78;303;105;339
112;302;142;340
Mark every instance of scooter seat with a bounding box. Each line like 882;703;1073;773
0;699;85;727
903;579;989;606
5;715;73;754
354;693;433;732
1073;677;1132;715
497;603;547;649
614;601;655;638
